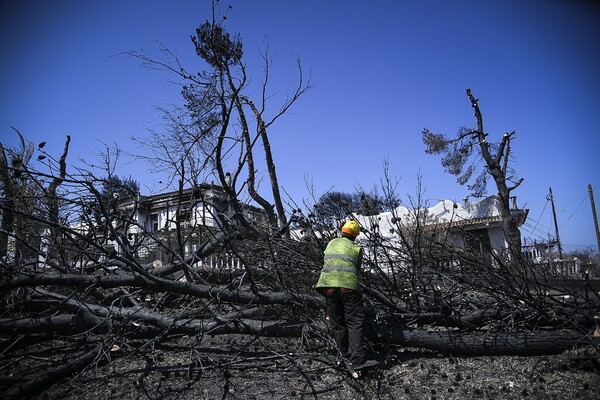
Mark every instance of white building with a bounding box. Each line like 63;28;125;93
355;194;528;255
113;184;268;265
292;194;528;267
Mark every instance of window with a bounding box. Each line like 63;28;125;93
150;214;159;232
464;228;492;263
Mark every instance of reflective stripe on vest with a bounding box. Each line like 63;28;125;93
322;253;358;272
321;265;357;273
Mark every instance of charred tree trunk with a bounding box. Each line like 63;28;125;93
376;325;590;356
0;315;590;357
466;89;523;256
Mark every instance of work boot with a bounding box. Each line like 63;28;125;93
353;358;378;370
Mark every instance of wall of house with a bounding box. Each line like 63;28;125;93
192;203;219;228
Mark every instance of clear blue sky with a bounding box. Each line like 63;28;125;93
1;0;599;252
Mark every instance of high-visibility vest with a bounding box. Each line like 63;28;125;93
316;237;362;291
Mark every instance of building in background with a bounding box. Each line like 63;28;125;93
355;194;528;259
113;184;267;267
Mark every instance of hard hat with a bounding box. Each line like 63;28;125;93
341;220;360;237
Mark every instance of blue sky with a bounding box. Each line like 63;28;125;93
1;0;599;252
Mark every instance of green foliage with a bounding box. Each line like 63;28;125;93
422;127;492;198
183;21;244;128
422;129;449;154
311;189;397;230
192;21;243;68
313;191;356;227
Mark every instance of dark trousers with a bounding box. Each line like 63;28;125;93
324;288;367;366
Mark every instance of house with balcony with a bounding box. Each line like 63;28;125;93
113;183;268;266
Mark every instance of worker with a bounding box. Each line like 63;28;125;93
316;220;377;370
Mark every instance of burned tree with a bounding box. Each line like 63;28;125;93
0;130;37;264
127;14;311;237
422;89;524;255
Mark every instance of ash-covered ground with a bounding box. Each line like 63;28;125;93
4;334;597;400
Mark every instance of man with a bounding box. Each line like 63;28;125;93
316;220;377;370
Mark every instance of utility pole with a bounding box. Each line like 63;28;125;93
589;184;600;255
548;187;563;259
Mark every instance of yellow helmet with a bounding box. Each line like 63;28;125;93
341;220;360;237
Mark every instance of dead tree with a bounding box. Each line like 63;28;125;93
0;130;37;265
125;18;311;237
422;89;524;255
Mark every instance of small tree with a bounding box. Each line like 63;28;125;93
312;191;356;228
422;89;524;256
311;189;389;231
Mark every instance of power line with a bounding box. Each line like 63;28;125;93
521;224;551;242
524;219;553;233
522;222;549;236
525;197;549;242
560;191;588;229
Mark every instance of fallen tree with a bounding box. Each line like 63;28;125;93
1;266;596;357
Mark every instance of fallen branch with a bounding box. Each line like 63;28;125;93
3;342;107;400
1;273;324;309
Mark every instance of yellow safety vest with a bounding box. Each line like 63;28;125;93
316;237;362;291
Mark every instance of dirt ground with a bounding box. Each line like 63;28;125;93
2;333;599;400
